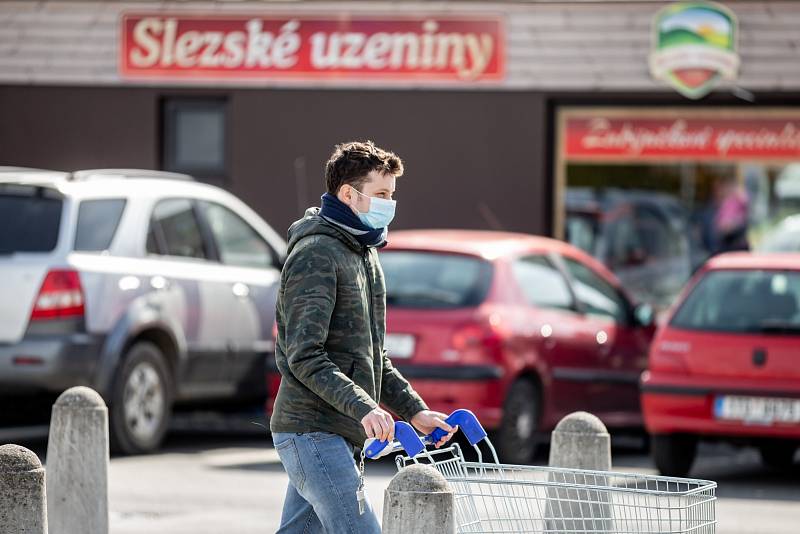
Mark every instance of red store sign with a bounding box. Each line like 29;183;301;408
120;13;504;82
565;116;800;160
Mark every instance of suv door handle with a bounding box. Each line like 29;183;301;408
232;282;250;298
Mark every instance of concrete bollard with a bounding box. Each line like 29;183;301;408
382;464;455;534
545;411;613;532
548;411;611;471
0;444;48;533
46;386;109;534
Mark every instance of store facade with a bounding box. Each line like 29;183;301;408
1;1;799;307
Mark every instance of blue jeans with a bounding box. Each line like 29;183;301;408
274;431;382;534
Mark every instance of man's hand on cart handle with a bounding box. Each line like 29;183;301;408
361;407;395;442
363;410;485;460
411;410;458;448
363;420;425;459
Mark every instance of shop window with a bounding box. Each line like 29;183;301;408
162;98;227;181
558;108;800;310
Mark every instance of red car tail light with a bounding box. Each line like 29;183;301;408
649;339;690;374
450;320;505;364
30;269;85;320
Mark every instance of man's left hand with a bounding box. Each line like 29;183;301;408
410;410;458;448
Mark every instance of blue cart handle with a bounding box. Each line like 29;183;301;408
363;409;488;460
427;409;487;446
364;421;424;460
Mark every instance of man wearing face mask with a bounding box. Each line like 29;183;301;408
271;140;457;533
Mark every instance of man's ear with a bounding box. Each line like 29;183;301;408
337;184;352;205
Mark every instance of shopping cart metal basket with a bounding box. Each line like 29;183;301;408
364;409;717;534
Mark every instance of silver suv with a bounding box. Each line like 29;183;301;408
0;168;286;453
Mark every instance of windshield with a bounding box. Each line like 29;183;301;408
671;269;800;334
379;251;493;309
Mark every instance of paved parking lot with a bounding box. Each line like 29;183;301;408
10;417;799;534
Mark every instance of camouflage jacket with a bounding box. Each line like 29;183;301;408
269;208;427;446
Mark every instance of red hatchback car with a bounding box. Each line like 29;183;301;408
642;253;800;476
268;230;656;463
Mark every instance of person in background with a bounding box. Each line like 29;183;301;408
713;176;751;253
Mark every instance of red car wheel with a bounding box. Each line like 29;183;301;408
652;434;697;477
495;379;539;464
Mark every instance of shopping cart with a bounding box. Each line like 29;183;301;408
364;409;716;534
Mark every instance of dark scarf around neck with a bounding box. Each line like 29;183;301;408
319;193;387;248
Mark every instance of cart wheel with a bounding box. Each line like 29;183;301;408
759;441;797;469
652;434;697;477
496;379;539;464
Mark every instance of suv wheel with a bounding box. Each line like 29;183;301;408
110;341;173;455
495;379;539;464
759;441;797;470
652;434;697;477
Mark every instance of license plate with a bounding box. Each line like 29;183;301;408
714;395;800;425
384;334;415;359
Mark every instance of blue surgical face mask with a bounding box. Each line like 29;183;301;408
352;187;396;229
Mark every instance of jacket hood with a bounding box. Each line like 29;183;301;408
287;207;363;254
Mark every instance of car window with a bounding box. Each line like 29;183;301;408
671;269;800;334
562;256;628;323
379;251;493;309
74;199;126;252
146;198;208;259
565;214;598;255
607;206;684;269
635;205;683;260
0;185;62;253
512;255;574;310
607;212;645;267
199;201;274;269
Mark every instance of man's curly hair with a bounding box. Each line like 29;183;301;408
325;140;404;194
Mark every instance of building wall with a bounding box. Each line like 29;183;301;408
2;1;800;237
0;86;158;170
0;85;549;236
0;1;798;92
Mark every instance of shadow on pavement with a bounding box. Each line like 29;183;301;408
614;441;800;503
5;411;799;508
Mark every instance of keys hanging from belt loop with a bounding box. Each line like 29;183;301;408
356;448;367;515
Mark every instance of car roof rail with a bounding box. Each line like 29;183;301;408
0;167;71;182
0;166;57;173
72;168;195;182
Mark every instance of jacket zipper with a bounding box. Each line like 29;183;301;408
363;248;385;402
362;249;375;344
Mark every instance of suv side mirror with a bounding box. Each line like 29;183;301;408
634;303;655;327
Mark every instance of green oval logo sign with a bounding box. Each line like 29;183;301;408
649;1;739;99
